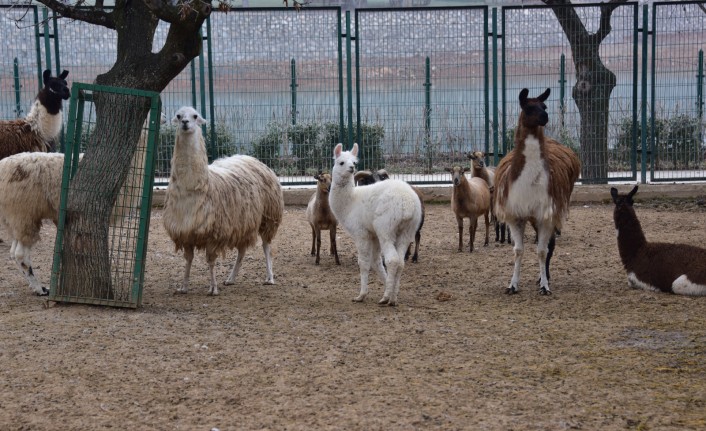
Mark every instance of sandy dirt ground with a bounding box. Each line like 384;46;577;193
1;194;705;431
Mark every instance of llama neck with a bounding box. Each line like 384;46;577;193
170;132;210;191
329;175;355;222
614;206;647;264
24;99;62;142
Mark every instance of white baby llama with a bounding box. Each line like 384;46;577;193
0;113;165;295
0;70;70;161
329;143;422;306
163;106;284;296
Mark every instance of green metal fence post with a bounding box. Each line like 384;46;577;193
345;11;354;151
41;8;52;74
697;49;704;123
190;60;197;108
33;7;42;92
424;56;432;173
52;13;61;77
291;59;298;126
641;4;649;184
13;58;22;117
354;10;362;165
559;53;565;129
197;26;210;161
494;7;501;164
483;7;490;162
338;8;345;149
205;17;216;154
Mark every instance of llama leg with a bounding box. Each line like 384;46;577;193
371;242;387;285
379;242;402;306
176;245;194;294
506;222;526;294
224;245;247;285
310;226;316;256
456;216;464;252
206;250;219;296
330;227;340;265
354;241;372;303
315;228;322;265
412;230;421;263
536;225;554;295
12;242;47;295
262;242;275;285
389;242;411;306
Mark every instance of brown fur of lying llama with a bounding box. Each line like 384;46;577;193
611;185;706;296
494;88;580;295
163;106;284;296
0;70;70;161
306;171;340;265
354;168;425;263
444;165;490;253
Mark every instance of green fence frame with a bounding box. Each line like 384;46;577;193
49;83;161;308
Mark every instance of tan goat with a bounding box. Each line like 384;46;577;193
306;172;340;265
444;165;490;253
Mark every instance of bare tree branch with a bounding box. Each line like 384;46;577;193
144;0;212;24
33;0;115;29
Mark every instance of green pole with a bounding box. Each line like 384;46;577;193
52;13;61;77
33;7;42;92
424;57;432;173
641;4;648;184
13;58;22;117
494;7;501;163
291;59;298;126
345;11;354;151
559;54;565;129
206;17;216;153
697;49;704;122
354;10;362;163
190;60;197;108
197;26;209;161
42;8;52;74
483;7;489;162
337;8;344;149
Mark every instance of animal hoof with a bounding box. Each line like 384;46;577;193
505;286;519;295
352;296;365;303
539;287;552;295
223;280;234;286
174;289;188;295
378;297;390;305
263;279;275;285
37;287;50;296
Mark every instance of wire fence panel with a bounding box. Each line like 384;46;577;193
50;84;161;308
203;8;343;184
650;1;706;182
0;6;42;119
502;2;639;183
354;7;488;183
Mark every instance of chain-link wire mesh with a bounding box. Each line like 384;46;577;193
503;2;639;183
650;1;706;181
49;85;161;308
355;7;488;182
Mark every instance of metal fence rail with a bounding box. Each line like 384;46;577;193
0;2;704;185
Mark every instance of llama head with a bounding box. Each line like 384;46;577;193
444;166;469;186
466;151;485;168
354;168;389;186
374;169;390;182
314;171;332;193
611;185;639;230
42;69;70;101
518;88;550;128
172;106;207;134
332;143;358;182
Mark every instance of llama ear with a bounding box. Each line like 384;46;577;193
628;185;639;199
519;88;529;107
196;115;207;126
351;143;359;157
538;88;551;102
333;143;342;159
42;69;51;84
467;152;476;160
610;187;619;203
59;70;69;80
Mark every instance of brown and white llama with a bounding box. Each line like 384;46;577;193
445;165;491;253
306;171;340;265
467;150;510;244
611;186;706;296
494;88;580;295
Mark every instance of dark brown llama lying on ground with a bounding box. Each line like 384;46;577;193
611;186;706;296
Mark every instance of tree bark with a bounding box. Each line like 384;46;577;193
544;0;626;183
37;0;211;297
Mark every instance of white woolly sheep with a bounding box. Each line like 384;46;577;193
353;168;425;263
329;143;422;306
444;165;491;253
494;88;581;295
0;70;70;161
163;106;284;296
467;150;510;244
611;186;706;296
0;113;165;295
306;171;340;265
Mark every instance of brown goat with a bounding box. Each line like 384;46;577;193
306;172;340;265
445;166;490;253
494;88;580;295
611;186;706;295
467;150;510;244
